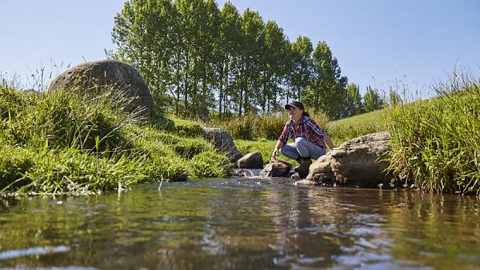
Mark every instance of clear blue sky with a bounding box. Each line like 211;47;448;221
1;0;479;97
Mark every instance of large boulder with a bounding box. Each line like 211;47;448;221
330;131;391;187
48;60;154;115
202;127;243;162
302;131;392;187
305;154;334;184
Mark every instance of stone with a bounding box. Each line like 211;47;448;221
48;60;154;116
237;152;263;169
293;179;316;186
330;131;391;187
260;160;293;178
202;127;243;162
306;154;332;180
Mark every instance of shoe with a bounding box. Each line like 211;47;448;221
294;157;312;179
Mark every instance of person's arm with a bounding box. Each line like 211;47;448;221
306;118;334;150
324;135;335;150
271;140;284;161
272;122;290;161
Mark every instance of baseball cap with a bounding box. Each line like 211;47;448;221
285;101;305;110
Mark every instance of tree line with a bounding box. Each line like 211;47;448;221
109;0;395;120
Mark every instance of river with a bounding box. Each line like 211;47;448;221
1;177;479;269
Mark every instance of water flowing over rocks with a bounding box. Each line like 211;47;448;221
48;60;154;116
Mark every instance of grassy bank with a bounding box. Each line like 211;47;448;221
2;74;479;197
0;86;232;196
217;75;480;196
386;75;480;195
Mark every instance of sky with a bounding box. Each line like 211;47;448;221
1;0;479;98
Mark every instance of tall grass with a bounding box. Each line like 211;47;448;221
0;86;232;196
386;74;480;195
208;110;329;140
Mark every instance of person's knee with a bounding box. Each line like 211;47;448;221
280;145;299;160
294;137;307;146
294;138;309;157
295;138;308;149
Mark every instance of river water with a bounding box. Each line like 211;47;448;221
0;177;479;269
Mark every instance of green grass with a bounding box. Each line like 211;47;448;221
326;109;387;145
0;86;232;196
385;75;480;195
2;72;479;196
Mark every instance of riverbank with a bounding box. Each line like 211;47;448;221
1;74;479;196
224;75;480;196
0;86;232;196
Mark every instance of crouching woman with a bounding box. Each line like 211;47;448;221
271;101;335;178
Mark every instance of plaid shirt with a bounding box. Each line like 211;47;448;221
278;116;327;149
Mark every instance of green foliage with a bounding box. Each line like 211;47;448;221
303;41;348;120
289;36;313;100
110;0;358;119
0;146;145;196
363;86;386;112
386;76;480;195
341;83;364;118
0;146;35;190
208;111;281;140
0;87;135;154
190;151;232;178
167;116;204;137
0;87;233;196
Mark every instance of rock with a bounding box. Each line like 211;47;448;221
260;160;293;178
293;179;316;186
330;131;391;187
306;154;332;180
311;172;335;184
202;127;243;162
48;60;154;116
237;152;263;169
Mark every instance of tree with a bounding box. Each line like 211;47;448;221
233;8;264;116
388;88;403;107
110;0;178;109
109;1;350;119
288;36;313;102
363;86;385;112
303;41;348;119
341;83;364;117
259;20;289;113
218;2;242;116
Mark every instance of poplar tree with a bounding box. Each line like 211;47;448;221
288;36;313;102
304;41;348;119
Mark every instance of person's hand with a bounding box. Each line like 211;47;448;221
271;149;279;162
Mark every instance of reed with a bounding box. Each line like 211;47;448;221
386;73;480;195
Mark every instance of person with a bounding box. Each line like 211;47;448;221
271;101;335;178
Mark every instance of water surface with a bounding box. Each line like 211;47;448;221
1;178;479;269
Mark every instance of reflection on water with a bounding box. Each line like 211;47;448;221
0;178;479;269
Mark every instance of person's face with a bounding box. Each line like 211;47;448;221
288;106;302;120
